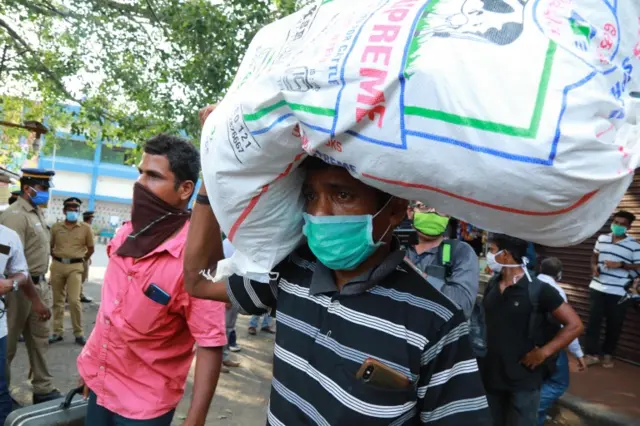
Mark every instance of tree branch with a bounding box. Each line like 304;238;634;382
0;17;118;122
0;17;79;101
0;44;7;77
88;0;150;18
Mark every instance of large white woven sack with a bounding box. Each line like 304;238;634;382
202;0;640;282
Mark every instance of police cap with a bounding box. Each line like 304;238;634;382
20;168;55;189
63;197;82;207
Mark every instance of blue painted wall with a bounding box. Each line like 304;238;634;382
38;137;137;205
38;137;200;207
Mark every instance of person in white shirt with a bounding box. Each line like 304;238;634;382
586;210;640;368
0;224;51;423
537;257;587;426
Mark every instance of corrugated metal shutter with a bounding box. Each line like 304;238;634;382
538;175;640;364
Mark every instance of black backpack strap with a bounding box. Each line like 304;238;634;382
527;277;543;342
437;239;454;280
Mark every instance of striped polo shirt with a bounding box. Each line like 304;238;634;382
591;233;640;296
226;244;491;426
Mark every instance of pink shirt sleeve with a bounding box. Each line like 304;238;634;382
185;291;227;348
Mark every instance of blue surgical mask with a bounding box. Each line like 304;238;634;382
66;211;79;222
28;189;50;206
302;198;393;271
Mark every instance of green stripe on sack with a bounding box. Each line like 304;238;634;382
243;101;336;121
405;41;557;139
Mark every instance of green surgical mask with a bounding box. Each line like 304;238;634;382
302;198;393;271
413;212;449;236
611;223;627;237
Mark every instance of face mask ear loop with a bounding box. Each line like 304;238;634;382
373;196;395;219
377;223;392;245
522;257;532;282
371;196;395;245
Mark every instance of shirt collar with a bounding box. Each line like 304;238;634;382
609;233;635;243
409;244;438;257
492;270;531;289
537;274;555;285
16;197;36;212
120;220;189;260
309;242;406;296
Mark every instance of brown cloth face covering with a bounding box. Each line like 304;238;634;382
116;182;190;259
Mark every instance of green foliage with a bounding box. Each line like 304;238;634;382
404;0;441;78
0;0;296;152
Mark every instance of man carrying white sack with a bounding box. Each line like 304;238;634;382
185;112;491;426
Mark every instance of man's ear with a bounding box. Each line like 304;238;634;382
501;250;516;264
179;180;195;202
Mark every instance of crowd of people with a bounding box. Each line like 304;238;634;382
0;106;638;426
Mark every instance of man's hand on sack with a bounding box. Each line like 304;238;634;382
32;298;51;321
520;346;551;369
199;104;217;128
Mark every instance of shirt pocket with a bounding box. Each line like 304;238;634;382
331;363;417;425
121;285;169;335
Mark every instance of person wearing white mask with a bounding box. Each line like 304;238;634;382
480;234;583;426
536;257;587;426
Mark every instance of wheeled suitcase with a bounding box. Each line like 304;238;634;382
4;387;87;426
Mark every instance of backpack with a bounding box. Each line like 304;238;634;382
469;296;488;358
528;277;562;379
426;241;488;358
475;274;562;376
422;239;456;281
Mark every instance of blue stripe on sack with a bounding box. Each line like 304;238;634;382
251;113;295;136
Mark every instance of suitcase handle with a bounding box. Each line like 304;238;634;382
60;386;85;410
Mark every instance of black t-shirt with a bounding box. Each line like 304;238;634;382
479;275;564;392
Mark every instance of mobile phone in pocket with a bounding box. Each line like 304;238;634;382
355;358;411;389
144;284;171;305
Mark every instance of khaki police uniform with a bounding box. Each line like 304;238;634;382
0;197;55;395
81;259;91;286
80;211;95;299
50;221;94;337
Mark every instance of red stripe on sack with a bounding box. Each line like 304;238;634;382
228;152;306;242
361;173;598;216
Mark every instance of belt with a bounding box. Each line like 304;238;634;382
31;275;46;284
53;256;84;265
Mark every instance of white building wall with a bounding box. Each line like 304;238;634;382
51;170;92;194
93;201;132;231
95;176;134;200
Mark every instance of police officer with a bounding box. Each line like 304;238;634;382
80;211;95;304
7;191;20;206
49;198;94;346
1;223;52;420
0;168;62;404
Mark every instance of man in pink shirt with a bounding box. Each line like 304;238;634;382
77;135;226;426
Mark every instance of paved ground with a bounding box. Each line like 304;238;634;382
9;244;274;425
565;354;640;420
